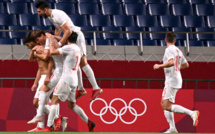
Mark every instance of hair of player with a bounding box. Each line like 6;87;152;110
35;0;50;9
23;32;33;45
166;32;176;43
68;32;78;43
30;29;45;42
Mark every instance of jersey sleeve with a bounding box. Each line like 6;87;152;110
54;12;67;27
58;46;68;55
165;48;174;61
181;54;187;64
45;39;50;49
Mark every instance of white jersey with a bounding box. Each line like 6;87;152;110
58;44;81;87
45;39;63;74
163;45;187;88
48;9;81;32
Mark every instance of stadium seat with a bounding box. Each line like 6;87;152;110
90;15;111;27
91;39;112;45
32;26;53;30
7;3;28;14
212;0;215;5
125;4;147;15
69;15;88;26
9;26;29;40
137;39;158;46
78;3;100;15
101;3;123;15
184;16;205;28
0;26;7;38
167;0;188;4
57;0;78;3
189;0;210;4
81;26;100;39
11;0;31;2
0;3;4;14
172;27;193;40
149;27;168;40
102;26;123;39
206;41;215;47
125;27;146;40
43;18;53;26
137;15;158;27
30;3;37;14
195;4;215;16
79;0;98;3
0;14;17;26
171;4;193;16
207;16;215;28
100;0;121;3
122;0;142;3
0;0;9;2
195;27;215;40
160;15;182;27
113;39;134;46
148;4;170;15
0;38;17;44
144;0;165;4
160;40;181;46
113;15;135;27
19;14;41;26
183;40;204;46
54;3;76;14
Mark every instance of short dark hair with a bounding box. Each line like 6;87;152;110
23;33;33;45
68;32;78;43
166;32;176;43
31;29;45;41
35;0;50;9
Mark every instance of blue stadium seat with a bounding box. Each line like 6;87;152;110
19;14;41;26
0;0;9;2
207;41;215;47
212;0;215;5
160;15;182;27
149;27;168;40
122;0;142;3
167;0;188;4
30;3;37;14
0;38;17;44
91;39;112;45
81;26;100;39
69;15;88;26
79;0;98;3
78;3;99;15
9;26;29;39
195;4;215;16
144;0;165;4
125;27;145;39
7;3;28;14
11;0;31;2
137;15;158;27
148;4;170;15
0;3;4;14
137;39;158;46
189;0;210;4
172;27;193;40
100;0;121;3
102;26;123;39
90;15;111;27
102;3;123;15
32;26;53;30
184;16;205;28
195;27;215;40
43;18;53;26
54;3;76;14
160;40;182;46
184;40;204;46
171;4;193;16
0;14;17;26
125;4;147;15
113;39;134;46
207;16;215;28
0;26;7;38
57;0;78;3
113;15;135;27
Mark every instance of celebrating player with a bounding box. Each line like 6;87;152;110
153;32;200;133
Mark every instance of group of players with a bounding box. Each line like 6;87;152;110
23;0;103;132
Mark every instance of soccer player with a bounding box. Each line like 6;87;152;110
38;32;95;132
153;32;200;133
35;0;103;101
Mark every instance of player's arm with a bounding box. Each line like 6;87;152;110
46;33;61;55
59;22;72;46
53;35;62;41
28;50;35;62
32;69;41;91
180;62;189;70
33;49;50;61
153;58;174;70
44;57;54;85
55;28;61;36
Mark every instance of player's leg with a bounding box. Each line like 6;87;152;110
76;66;87;99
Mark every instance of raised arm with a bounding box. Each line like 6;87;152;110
33;46;50;61
28;50;35;62
58;22;72;46
46;33;61;55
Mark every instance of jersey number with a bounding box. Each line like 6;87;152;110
175;56;181;71
72;56;79;71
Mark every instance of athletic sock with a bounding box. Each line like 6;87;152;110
171;104;193;116
44;104;50;115
37;91;46;117
77;67;84;91
73;105;88;124
82;64;99;90
37;109;45;129
164;110;176;129
55;104;59;119
47;105;58;127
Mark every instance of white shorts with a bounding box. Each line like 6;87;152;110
53;79;76;102
47;72;62;92
76;30;86;56
34;75;46;99
162;84;179;103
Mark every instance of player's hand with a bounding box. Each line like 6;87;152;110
32;46;43;54
46;33;54;40
31;84;37;91
153;64;160;70
44;77;50;85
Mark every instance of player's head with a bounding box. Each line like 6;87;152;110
23;33;37;49
67;32;78;44
165;32;176;44
35;0;50;18
31;29;46;45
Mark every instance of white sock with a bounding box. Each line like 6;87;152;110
37;109;45;129
55;104;59;119
77;67;84;91
164;110;176;129
82;64;99;90
47;105;58;127
73;105;88;124
37;91;46;117
44;104;50;115
171;104;193;116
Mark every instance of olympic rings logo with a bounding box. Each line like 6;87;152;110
90;98;147;124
